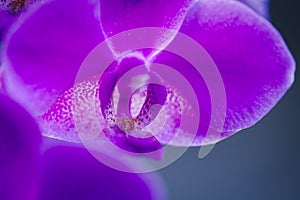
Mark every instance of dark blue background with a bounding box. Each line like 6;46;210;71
159;1;300;199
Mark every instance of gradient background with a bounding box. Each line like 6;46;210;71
159;1;300;199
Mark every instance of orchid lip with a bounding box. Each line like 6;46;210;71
99;64;168;153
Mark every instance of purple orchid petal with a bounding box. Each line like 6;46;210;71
1;0;104;116
0;94;41;200
99;0;194;57
177;0;295;144
239;0;269;18
0;10;15;38
38;145;167;200
0;10;16;64
0;1;40;40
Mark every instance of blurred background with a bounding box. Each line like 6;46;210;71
159;0;300;199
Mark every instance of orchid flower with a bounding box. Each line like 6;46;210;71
0;93;167;200
0;0;295;155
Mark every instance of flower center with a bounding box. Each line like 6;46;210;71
116;117;135;131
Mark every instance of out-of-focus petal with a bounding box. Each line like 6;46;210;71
0;1;41;38
99;0;194;57
38;145;167;200
0;10;14;38
0;10;15;64
238;0;269;18
178;0;295;145
0;93;41;200
1;1;41;66
1;0;104;116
